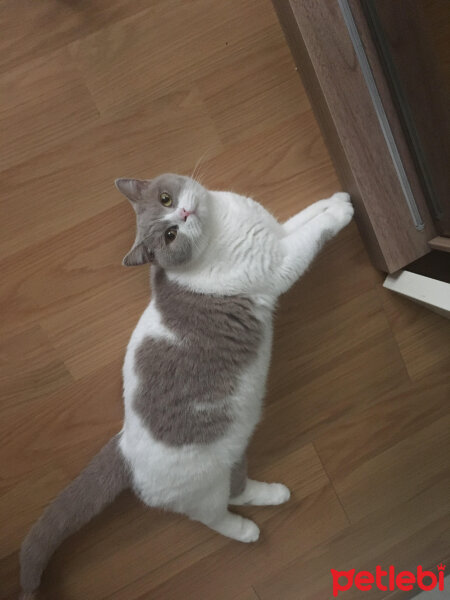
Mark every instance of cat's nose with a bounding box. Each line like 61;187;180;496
180;208;194;221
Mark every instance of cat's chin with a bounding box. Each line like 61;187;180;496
185;213;199;224
182;216;205;241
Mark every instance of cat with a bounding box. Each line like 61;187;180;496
19;173;353;599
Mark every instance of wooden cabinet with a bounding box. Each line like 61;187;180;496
273;0;450;273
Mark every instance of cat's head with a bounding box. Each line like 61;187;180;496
116;174;210;269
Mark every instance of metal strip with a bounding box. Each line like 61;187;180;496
338;0;425;231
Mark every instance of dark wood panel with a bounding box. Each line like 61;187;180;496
362;0;450;236
273;0;437;272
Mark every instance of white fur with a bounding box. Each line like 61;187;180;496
120;187;353;542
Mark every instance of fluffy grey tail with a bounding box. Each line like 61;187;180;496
19;435;130;597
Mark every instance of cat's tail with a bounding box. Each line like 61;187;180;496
19;434;131;599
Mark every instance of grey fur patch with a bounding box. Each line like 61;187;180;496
134;269;263;446
230;454;248;498
20;435;130;593
116;173;193;268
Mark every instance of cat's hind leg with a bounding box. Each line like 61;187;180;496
200;511;260;542
229;479;291;506
185;479;260;543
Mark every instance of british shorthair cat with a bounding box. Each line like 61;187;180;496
19;174;353;598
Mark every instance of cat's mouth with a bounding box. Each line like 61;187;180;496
179;208;197;223
180;208;196;222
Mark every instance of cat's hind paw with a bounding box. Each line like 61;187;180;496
238;518;261;542
208;513;260;542
230;480;291;506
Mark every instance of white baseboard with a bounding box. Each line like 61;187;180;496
383;271;450;319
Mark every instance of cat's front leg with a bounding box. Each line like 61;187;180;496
282;195;345;234
276;192;353;294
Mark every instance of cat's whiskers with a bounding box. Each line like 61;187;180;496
190;147;214;186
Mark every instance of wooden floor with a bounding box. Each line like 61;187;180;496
1;1;449;599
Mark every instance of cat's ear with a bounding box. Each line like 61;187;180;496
115;178;151;204
122;241;154;267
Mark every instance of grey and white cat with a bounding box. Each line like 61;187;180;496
19;174;353;599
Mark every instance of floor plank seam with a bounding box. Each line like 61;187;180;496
251;584;262;600
312;441;351;527
376;285;414;384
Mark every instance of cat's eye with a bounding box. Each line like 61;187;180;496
164;226;178;244
160;192;172;207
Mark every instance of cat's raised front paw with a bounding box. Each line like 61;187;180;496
327;192;354;229
331;191;351;203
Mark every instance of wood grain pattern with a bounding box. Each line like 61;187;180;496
379;285;450;382
0;1;449;599
254;478;450;600
232;590;260;600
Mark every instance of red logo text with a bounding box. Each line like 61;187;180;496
331;564;445;597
